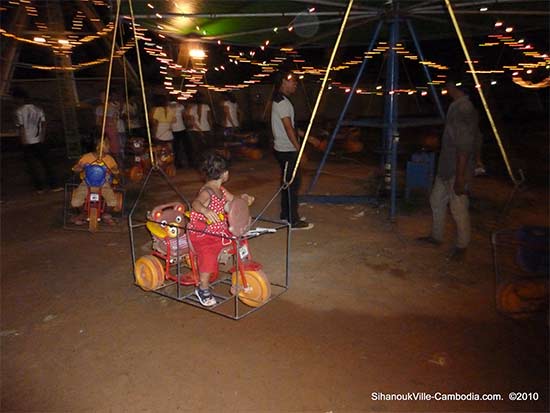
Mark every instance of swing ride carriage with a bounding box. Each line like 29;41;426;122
126;137;152;183
63;160;124;233
129;176;291;320
126;137;177;182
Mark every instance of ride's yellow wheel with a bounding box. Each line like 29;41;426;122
344;139;364;153
89;207;99;233
246;148;263;160
135;255;165;291
231;270;271;307
496;280;547;318
129;166;144;182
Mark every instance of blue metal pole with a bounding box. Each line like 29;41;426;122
384;16;400;219
406;19;445;120
306;20;383;194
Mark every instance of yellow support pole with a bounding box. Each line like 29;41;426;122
128;0;155;165
98;0;121;160
444;0;518;184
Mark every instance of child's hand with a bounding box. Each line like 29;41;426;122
241;194;255;206
203;208;222;224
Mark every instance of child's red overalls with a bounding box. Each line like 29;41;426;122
187;186;232;273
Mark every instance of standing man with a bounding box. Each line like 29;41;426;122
14;88;62;194
418;80;481;261
221;92;241;140
170;99;189;169
271;70;313;230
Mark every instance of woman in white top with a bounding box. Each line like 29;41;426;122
198;102;212;133
271;70;313;230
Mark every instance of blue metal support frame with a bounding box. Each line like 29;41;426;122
384;16;400;219
304;3;446;220
306;20;383;194
406;19;446;120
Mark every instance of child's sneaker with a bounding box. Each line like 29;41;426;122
195;287;217;307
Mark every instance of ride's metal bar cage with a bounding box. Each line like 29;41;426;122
491;226;549;319
128;167;291;320
152;219;289;320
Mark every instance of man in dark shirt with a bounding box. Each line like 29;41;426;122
418;81;481;261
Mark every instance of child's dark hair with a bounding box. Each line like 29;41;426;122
199;151;229;180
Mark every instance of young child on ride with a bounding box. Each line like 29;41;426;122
188;152;254;307
71;139;120;225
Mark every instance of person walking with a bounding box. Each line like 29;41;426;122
13;88;62;194
271;70;313;230
417;80;481;261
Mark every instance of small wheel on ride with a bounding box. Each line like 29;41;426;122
230;269;271;307
89;207;99;232
496;279;547;318
245;148;263;160
114;191;124;212
135;255;165;291
165;164;176;177
129;165;144;182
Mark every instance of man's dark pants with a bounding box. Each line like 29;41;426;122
23;142;58;190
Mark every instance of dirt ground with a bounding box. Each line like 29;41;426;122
1;148;548;413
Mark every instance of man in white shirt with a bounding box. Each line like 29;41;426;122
221;92;240;140
271;71;313;230
14;88;62;194
185;93;214;166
